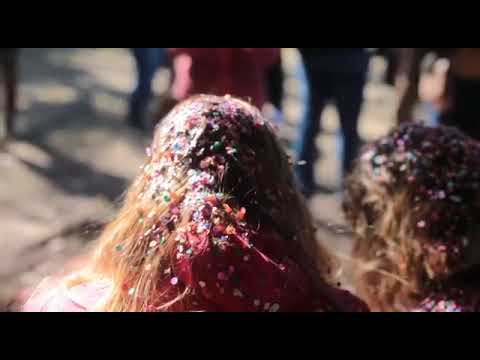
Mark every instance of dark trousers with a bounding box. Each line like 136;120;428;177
294;51;369;194
266;59;284;110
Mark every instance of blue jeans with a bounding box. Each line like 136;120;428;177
129;48;167;128
424;101;440;127
294;51;369;195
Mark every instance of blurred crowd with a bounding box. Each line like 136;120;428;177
3;48;480;196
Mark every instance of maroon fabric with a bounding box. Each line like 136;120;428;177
175;229;314;311
173;227;368;312
20;228;369;312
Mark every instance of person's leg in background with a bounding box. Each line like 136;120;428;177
129;48;166;130
2;49;18;139
262;56;284;124
424;101;440;127
294;60;330;197
267;58;284;111
333;63;369;179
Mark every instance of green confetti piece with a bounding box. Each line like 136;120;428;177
211;141;223;152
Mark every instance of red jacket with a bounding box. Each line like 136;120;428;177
170;48;280;107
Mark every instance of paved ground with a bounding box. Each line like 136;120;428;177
0;48;401;305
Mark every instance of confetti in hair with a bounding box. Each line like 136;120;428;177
90;95;351;312
362;123;480;261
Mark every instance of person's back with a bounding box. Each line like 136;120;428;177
23;95;368;312
170;49;280;108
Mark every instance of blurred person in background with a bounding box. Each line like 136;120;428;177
397;48;480;140
128;48;169;131
169;48;280;109
294;48;371;197
1;48;18;140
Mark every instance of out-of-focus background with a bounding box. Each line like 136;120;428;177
0;48;447;306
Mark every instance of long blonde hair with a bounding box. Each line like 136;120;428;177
72;95;334;312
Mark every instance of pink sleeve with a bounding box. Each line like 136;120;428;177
171;53;193;100
22;277;112;312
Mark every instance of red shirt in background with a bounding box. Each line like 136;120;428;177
170;48;280;108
